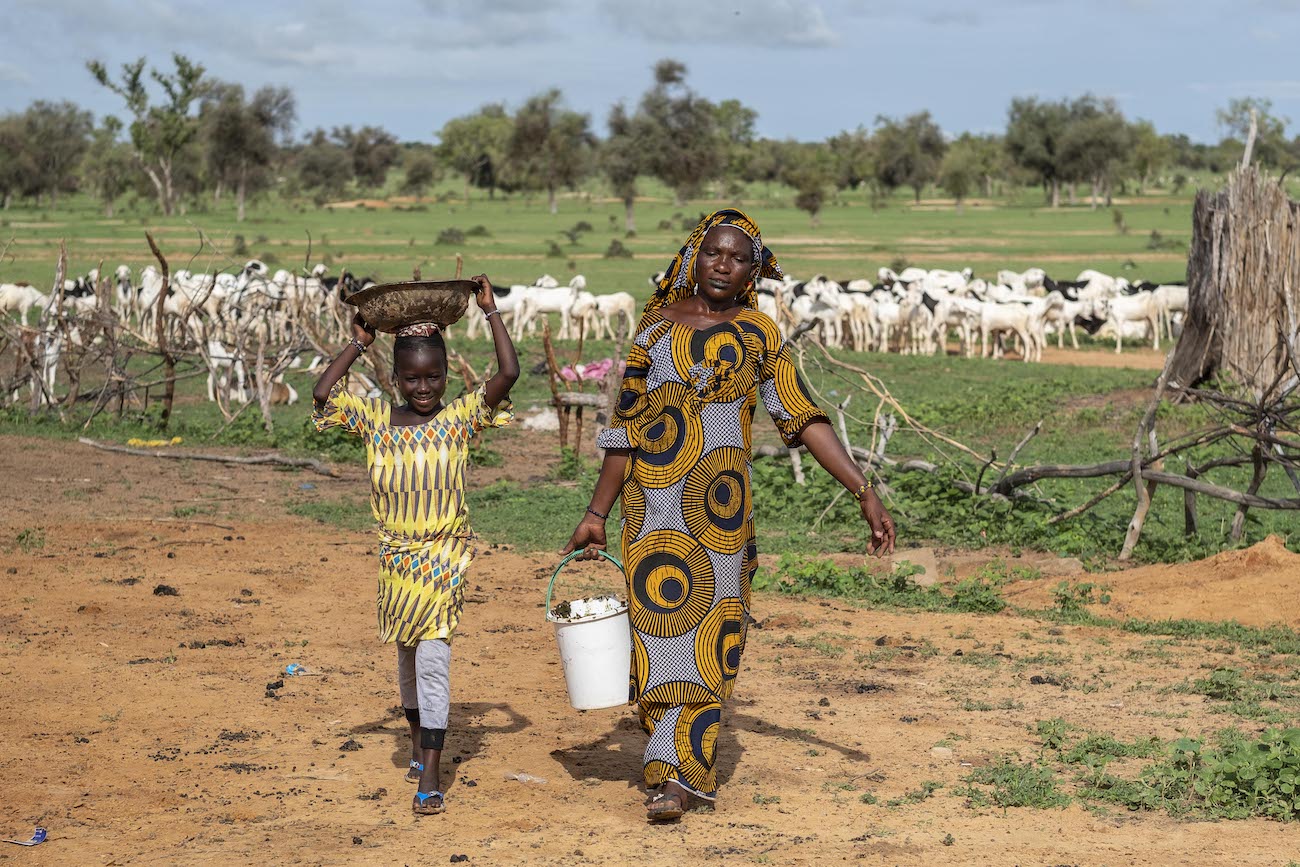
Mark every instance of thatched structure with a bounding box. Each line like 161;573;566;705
1168;167;1300;395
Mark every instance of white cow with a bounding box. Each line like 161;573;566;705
1104;292;1163;353
589;292;637;340
205;338;248;403
512;275;588;340
0;284;49;322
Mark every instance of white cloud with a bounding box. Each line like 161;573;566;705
415;0;570;44
0;62;32;84
600;0;837;48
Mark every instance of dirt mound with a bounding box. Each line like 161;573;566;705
1006;535;1300;627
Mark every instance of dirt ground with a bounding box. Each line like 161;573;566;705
3;436;1300;866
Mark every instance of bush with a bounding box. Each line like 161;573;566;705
436;227;466;245
466;225;491;238
603;239;634;259
545;241;565;258
957;758;1070;809
1129;729;1300;820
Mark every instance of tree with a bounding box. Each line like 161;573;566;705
637;59;724;205
780;142;833;227
0;114;38;210
82;116;137;217
507;89;595;215
436;103;514;203
296;129;354;204
827;127;874;192
1006;96;1071;207
202;83;295;220
602;103;648;232
333;125;400;190
400;150;438;200
937;133;996;212
21;100;92;206
714;98;758;193
738;137;787;195
1128;120;1171;192
1057;95;1131;209
87;54;208;216
872;111;946;202
1216;97;1291;169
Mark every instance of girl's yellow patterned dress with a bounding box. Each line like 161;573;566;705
313;381;512;644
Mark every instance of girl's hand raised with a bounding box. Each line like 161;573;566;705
352;313;376;346
470;274;497;314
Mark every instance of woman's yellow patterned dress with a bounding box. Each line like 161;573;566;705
596;307;829;799
313;381;512;644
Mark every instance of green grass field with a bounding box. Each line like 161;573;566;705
0;176;1214;290
2;178;1296;566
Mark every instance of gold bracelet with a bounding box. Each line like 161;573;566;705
851;481;873;501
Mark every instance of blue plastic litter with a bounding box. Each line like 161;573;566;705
299;483;316;490
5;827;46;846
285;663;306;676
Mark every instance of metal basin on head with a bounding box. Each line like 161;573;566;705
344;279;476;332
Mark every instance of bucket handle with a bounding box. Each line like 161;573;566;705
545;549;625;616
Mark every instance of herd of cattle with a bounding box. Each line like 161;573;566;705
467;265;1187;361
0;258;1187;405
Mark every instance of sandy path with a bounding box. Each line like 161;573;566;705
0;438;1296;865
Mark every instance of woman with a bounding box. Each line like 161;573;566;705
562;209;895;821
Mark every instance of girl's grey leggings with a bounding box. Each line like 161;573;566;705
397;638;451;730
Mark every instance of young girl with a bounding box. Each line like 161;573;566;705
311;275;519;816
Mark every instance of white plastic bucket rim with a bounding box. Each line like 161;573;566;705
546;604;629;627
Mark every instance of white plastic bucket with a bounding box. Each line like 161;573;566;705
545;550;630;711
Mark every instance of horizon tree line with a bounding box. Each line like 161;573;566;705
0;53;1294;225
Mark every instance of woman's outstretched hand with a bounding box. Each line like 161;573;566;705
861;492;896;557
561;516;607;560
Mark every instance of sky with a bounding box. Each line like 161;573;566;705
2;0;1298;145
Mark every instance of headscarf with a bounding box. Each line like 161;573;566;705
643;208;782;316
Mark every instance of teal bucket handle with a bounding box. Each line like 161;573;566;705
546;549;625;617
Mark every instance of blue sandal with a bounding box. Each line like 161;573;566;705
413;790;445;815
405;760;424;784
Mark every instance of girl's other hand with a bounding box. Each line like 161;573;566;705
861;493;896;557
352;313;376;346
561;516;607;560
470;274;497;313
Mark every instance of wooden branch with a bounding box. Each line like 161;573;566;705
144;231;176;426
991;420;1042;491
1231;443;1268;540
1047;471;1134;526
1142;468;1300;509
1120;352;1175;560
78;437;339;477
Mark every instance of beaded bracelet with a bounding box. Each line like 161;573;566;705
851;481;873;501
586;506;609;520
349;337;368;354
484;309;502;321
